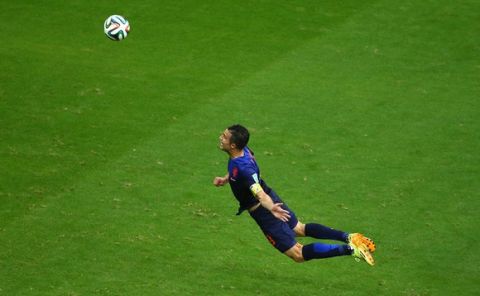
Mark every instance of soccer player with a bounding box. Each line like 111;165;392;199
213;124;376;265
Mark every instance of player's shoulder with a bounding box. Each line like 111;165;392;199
232;154;255;174
231;156;251;169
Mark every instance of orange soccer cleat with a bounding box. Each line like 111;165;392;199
348;233;376;253
350;243;375;266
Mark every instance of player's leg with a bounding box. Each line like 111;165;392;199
251;208;373;265
284;242;305;263
292;222;306;236
284;241;352;263
284;238;374;265
278;199;350;243
294;222;376;253
293;221;348;242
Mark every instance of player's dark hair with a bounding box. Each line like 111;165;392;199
228;124;249;150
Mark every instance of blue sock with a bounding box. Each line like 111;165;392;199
305;223;349;242
302;243;352;260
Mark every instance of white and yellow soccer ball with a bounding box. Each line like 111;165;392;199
104;15;130;41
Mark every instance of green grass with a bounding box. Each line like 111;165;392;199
1;0;479;295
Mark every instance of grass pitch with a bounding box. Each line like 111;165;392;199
1;0;479;295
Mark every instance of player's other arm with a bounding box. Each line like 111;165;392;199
213;173;229;187
250;184;290;222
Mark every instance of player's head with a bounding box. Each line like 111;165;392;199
219;124;250;152
228;124;249;150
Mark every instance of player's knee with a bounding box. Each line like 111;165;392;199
290;254;304;263
293;222;306;237
286;243;305;263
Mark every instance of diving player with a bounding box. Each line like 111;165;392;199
213;124;376;265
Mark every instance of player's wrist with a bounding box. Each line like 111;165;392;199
262;200;274;212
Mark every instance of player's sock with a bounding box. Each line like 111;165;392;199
302;243;351;261
305;223;349;242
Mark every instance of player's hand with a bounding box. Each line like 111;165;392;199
213;176;228;187
271;203;291;222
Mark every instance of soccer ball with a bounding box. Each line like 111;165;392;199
104;15;130;41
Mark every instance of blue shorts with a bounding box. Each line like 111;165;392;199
248;191;299;253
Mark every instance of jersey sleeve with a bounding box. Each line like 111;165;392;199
241;166;262;196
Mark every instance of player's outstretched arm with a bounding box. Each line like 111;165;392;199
213;174;229;187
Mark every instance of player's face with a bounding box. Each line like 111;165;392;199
219;129;233;151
